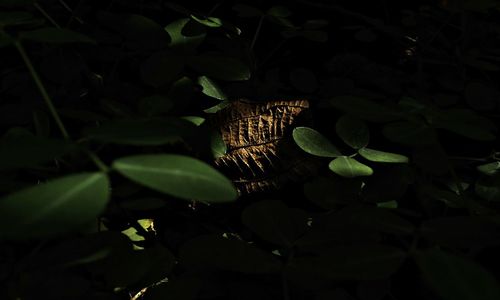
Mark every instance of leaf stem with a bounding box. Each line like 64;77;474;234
250;15;265;52
86;150;110;173
34;3;61;28
14;41;70;140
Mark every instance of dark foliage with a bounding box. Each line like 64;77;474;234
1;0;500;299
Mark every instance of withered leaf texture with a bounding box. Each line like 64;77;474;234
211;99;320;194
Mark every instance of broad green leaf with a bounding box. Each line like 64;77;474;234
358;148;409;163
416;249;500;300
96;12;170;50
289;68;318;93
242;200;309;247
197;76;227;100
181;116;205;126
475;175;500;202
20;28;96;44
180;234;282;273
383;121;437;145
190;15;222;27
377;200;398;208
165;18;206;52
336;115;369;149
232;4;263;17
433;108;496;141
287;245;406;281
267;6;292;18
84;118;193;146
0;134;73;170
187;54;250;81
137;95;173;117
326;96;404;122
203;100;230;113
210;130;227;159
477;161;500;176
421;217;500;249
292;127;341;157
112;154;238;202
304;176;363;209
329;156;373;178
140;51;184;87
0;11;33;27
0;172;109;239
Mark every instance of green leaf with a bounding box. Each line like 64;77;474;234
477;161;500;176
0;11;33;27
20;28;96;44
197;76;227;100
336;115;370;149
287;245;406;281
180;234;282;273
329;156;373;178
112;154;238;203
358;148;409;163
210;130;227;159
164;18;206;52
289;68;318;93
187;54;250;81
416;249;500;300
203;100;231;113
475;175;500;202
181;116;205;126
292;127;341;158
420;217;500;249
96;12;170;50
0;134;73;170
137;95;173;116
433;108;497;141
190;15;222;27
84;118;193;146
383;121;437;145
267;6;292;18
140;51;184;87
377;200;398;209
242;200;309;247
232;4;263;17
326;96;404;122
304;177;363;209
0;172;109;239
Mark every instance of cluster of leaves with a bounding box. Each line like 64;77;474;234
0;0;500;300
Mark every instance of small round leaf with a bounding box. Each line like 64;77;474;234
329;156;373;178
292;127;341;158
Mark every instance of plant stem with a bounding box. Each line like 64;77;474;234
14;41;70;140
86;150;110;173
250;15;265;52
34;3;61;28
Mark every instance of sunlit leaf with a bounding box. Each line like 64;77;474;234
112;154;238;202
190;15;222;27
164;18;206;52
358;148;409;163
0;172;109;239
416;248;500;300
329;156;373;178
336;115;369;149
292;127;341;158
210;130;227;159
477;161;500;176
197;76;227;100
